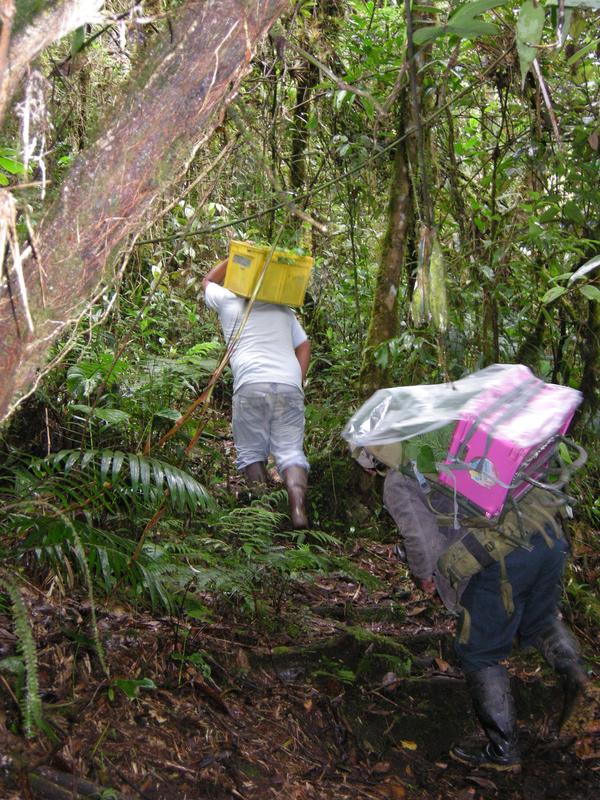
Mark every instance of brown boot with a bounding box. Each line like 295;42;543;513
283;465;308;529
243;461;268;495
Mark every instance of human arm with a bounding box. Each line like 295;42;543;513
202;258;228;290
295;338;311;385
383;469;446;589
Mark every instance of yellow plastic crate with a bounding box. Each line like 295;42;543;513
224;241;313;307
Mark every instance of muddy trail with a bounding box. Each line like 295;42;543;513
0;527;598;800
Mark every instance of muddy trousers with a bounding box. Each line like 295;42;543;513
454;528;569;673
451;528;574;768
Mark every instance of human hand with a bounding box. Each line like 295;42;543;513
417;577;436;595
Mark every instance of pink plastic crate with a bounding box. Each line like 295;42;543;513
439;366;581;518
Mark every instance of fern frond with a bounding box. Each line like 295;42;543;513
19;517;177;612
0;574;42;738
44;449;211;513
57;514;110;678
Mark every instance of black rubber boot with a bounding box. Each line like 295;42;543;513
243;461;268;495
536;618;589;731
283;465;308;529
450;665;521;772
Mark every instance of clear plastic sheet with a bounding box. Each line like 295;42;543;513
342;364;582;452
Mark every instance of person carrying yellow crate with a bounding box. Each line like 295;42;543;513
202;248;311;529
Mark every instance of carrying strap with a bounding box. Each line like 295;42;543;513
499;553;514;617
456;555;514;644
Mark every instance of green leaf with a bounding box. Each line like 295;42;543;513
448;20;498;37
113;677;156;700
70;404;130;427
542;286;568;304
414;0;506;45
334;89;348;109
129;454;140;495
413;25;448;46
139;456;151;501
553;272;575;282
516;0;546;87
165;466;185;512
151;459;165;494
566;38;600;66
538;206;559;223
558;442;573;464
81;450;95;470
111;450;126;482
417;445;436;474
563;200;587;227
64;452;80;472
71;26;86;57
0;155;26;175
100;450;114;483
578;285;600;302
153;408;181;422
92;408;131;426
547;0;600;8
449;0;508;23
0;656;25;675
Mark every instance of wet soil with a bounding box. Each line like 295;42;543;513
0;539;598;800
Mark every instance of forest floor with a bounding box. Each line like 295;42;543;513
0;526;598;800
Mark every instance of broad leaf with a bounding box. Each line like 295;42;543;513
516;0;546;87
449;0;508;23
578;285;600;302
413;25;448;46
542;286;568;304
566;38;600;66
547;0;600;8
114;677;156;699
413;0;504;46
448;20;498;37
0;156;26;175
563;200;587;227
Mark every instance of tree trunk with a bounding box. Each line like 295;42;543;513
0;0;106;126
359;0;435;396
0;0;292;423
359;108;412;397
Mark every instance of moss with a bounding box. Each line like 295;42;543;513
271;645;293;656
346;626;411;658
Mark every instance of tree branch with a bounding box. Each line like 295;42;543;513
0;0;106;126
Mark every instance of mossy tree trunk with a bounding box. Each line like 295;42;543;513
358;107;413;398
0;0;292;424
358;0;435;397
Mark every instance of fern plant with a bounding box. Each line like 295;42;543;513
1;448;212;611
182;495;375;619
42;449;211;513
0;573;43;737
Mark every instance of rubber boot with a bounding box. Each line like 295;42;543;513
283;465;308;529
536;619;589;732
243;461;268;496
450;665;521;772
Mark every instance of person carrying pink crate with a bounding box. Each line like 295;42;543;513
345;365;590;772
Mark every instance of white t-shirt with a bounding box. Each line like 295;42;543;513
204;283;307;392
